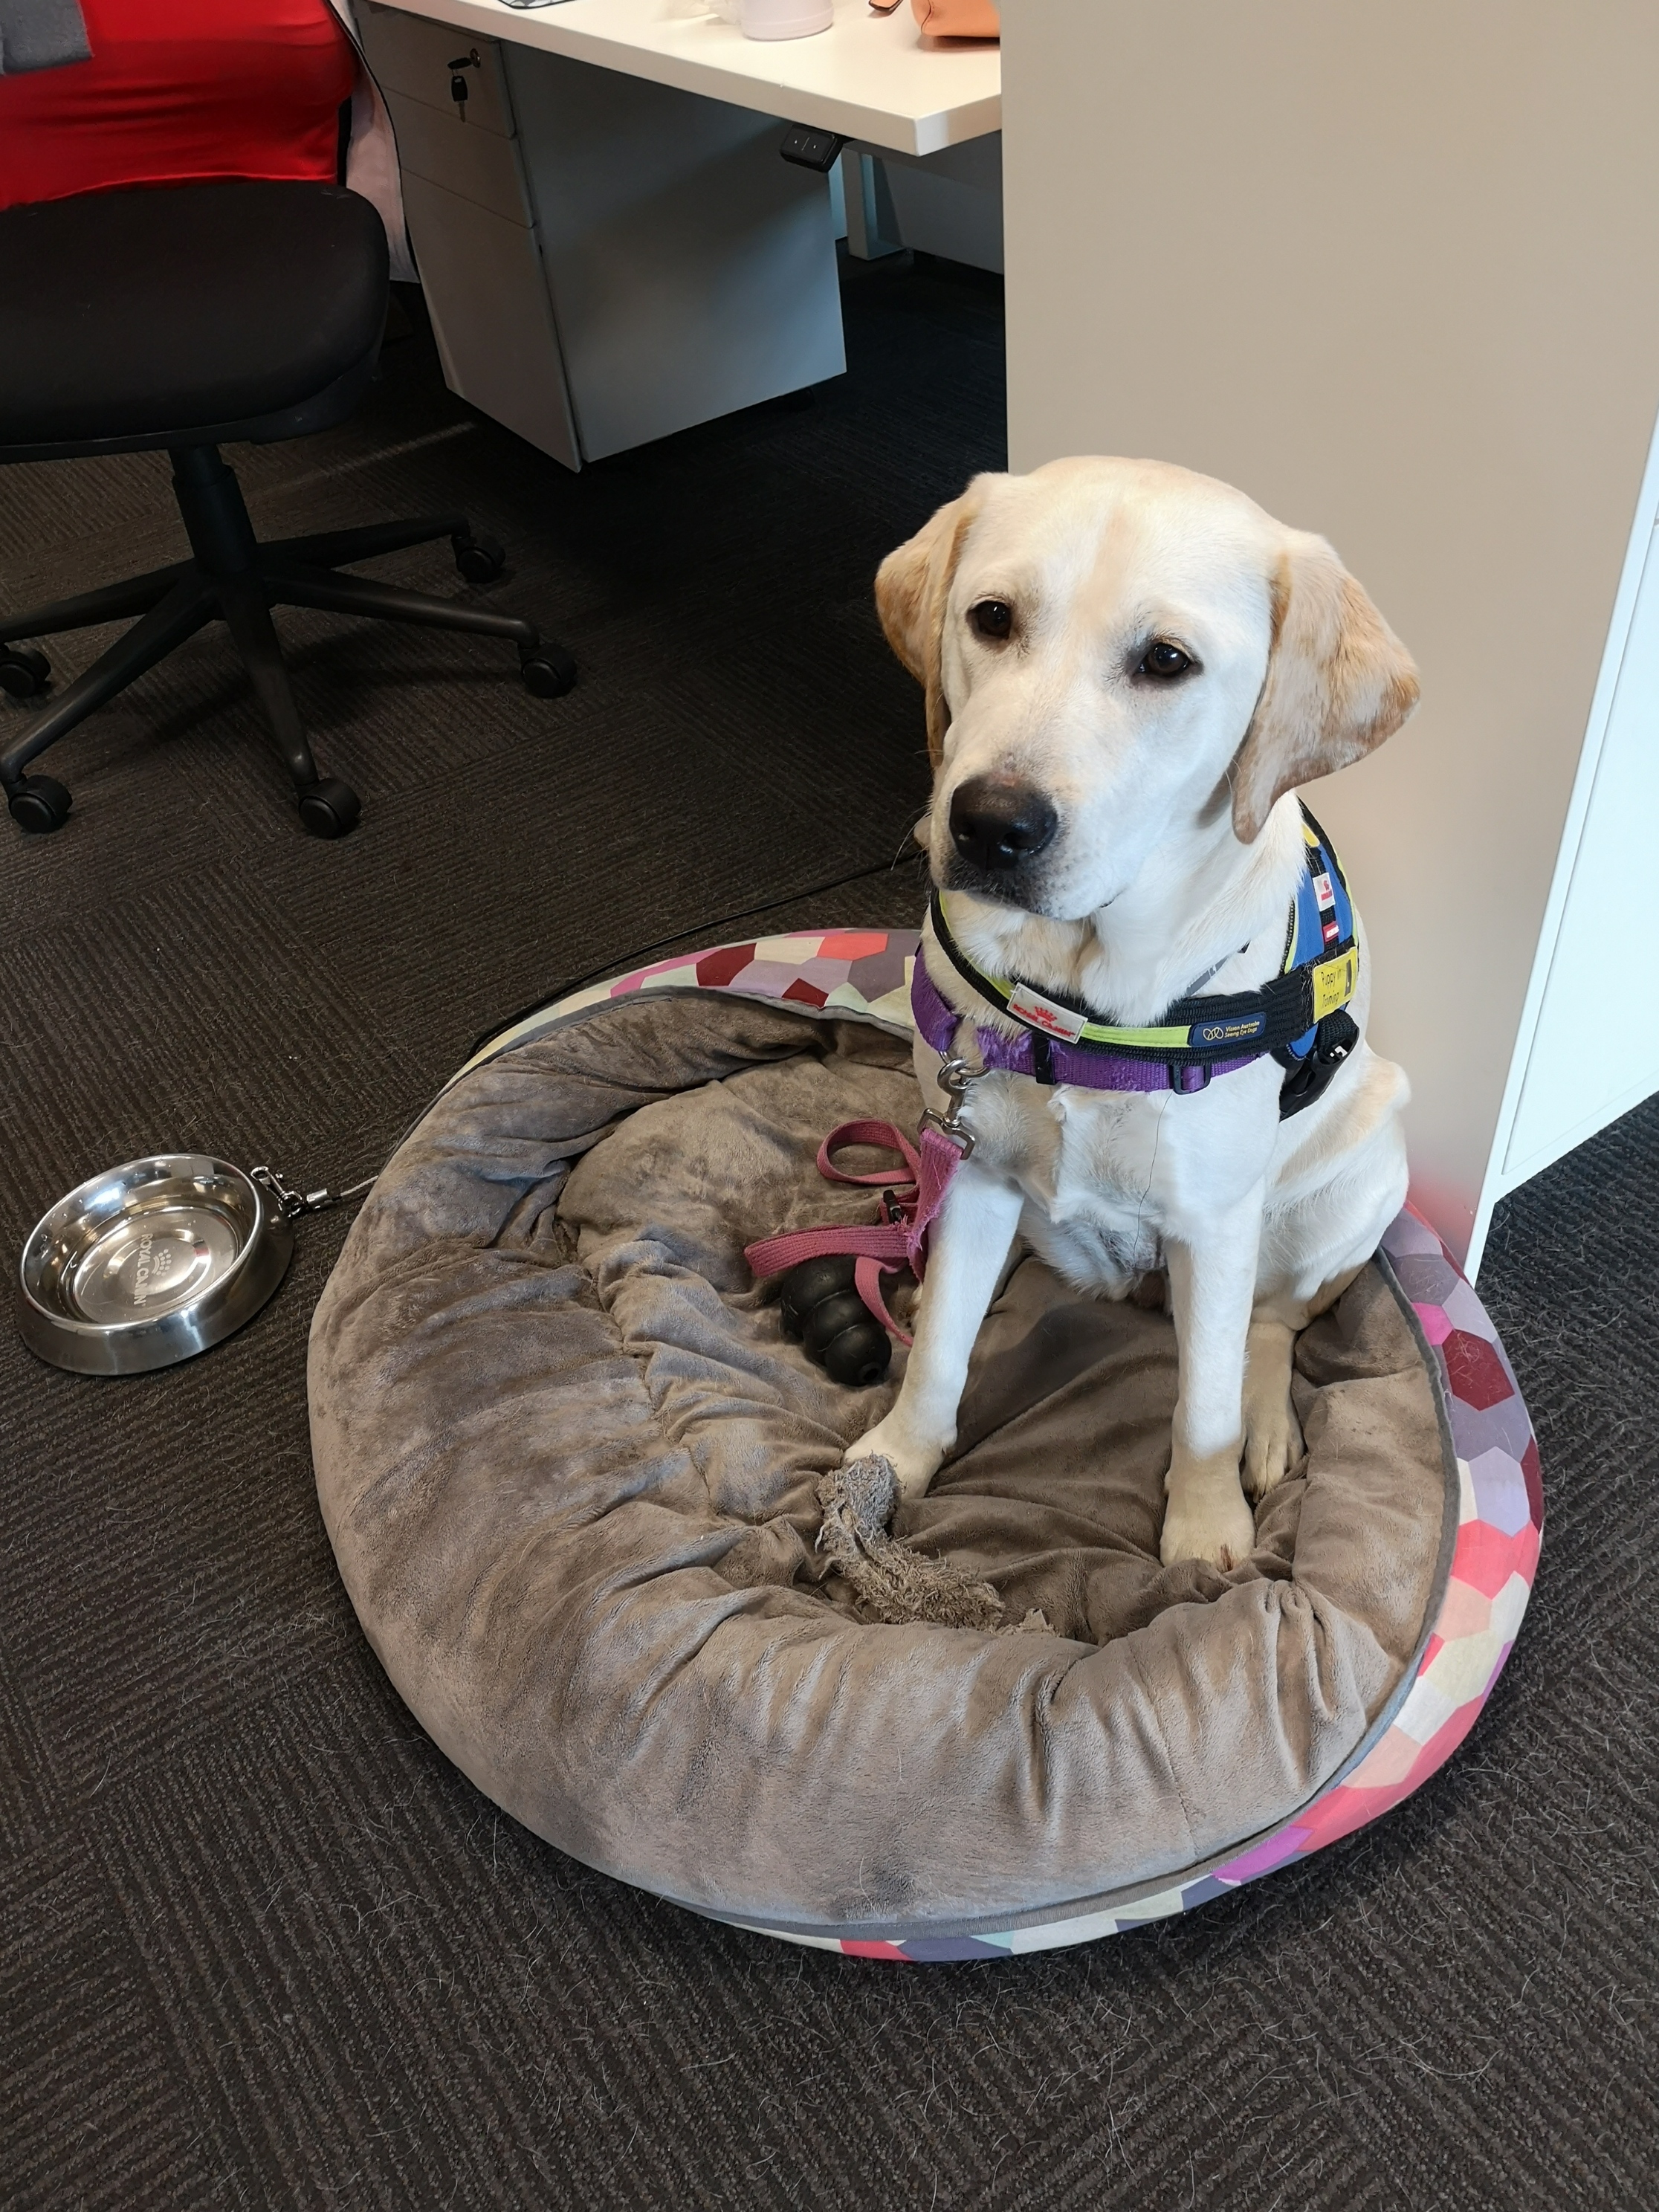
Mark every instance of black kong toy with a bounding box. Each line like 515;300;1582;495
777;1255;892;1387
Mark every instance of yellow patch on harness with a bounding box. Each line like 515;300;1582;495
1312;949;1358;1021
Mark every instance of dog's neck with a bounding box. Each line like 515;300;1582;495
941;793;1308;1027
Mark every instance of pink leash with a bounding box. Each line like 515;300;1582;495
743;1119;963;1345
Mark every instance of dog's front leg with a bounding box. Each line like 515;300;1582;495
1160;1193;1264;1571
846;1160;1024;1499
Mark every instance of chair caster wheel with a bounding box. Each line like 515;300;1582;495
521;647;576;699
296;777;360;838
453;533;505;586
0;646;51;701
7;773;72;833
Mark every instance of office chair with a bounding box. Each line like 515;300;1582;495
0;180;575;838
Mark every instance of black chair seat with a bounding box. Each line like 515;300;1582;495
0;171;575;841
0;181;389;459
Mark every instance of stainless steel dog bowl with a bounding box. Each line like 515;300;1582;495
17;1154;294;1375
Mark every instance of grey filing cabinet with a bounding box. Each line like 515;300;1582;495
356;6;846;467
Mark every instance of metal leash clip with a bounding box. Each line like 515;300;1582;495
248;1164;376;1224
919;1054;983;1160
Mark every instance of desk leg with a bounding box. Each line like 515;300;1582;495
844;154;905;262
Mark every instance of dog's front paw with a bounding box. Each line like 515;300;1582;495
1241;1320;1304;1501
1241;1381;1304;1502
845;1419;947;1501
1160;1461;1258;1571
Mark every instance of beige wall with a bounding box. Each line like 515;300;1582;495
1001;0;1659;1264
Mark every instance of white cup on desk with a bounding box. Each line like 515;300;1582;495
741;0;833;38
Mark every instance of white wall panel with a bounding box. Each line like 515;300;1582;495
1000;0;1659;1266
1504;517;1659;1186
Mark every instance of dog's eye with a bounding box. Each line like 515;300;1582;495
1139;640;1194;679
969;600;1014;641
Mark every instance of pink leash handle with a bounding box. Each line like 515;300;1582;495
815;1119;923;1188
743;1118;966;1348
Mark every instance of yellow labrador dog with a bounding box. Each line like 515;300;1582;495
849;456;1419;1570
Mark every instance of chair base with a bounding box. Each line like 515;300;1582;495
0;445;576;837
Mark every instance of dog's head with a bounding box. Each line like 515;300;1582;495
877;456;1419;919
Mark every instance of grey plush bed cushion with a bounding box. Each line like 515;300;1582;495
308;995;1449;1939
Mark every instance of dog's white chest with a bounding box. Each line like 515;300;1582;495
965;1062;1285;1288
1044;1087;1165;1218
976;1082;1168;1291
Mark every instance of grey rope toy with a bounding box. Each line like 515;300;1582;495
816;1458;1048;1635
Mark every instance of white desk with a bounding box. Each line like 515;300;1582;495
369;0;1000;158
356;0;1000;467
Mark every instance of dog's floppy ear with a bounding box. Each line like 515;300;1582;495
875;481;988;766
1230;531;1420;843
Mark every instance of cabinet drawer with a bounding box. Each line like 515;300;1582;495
399;171;580;471
357;4;515;138
383;86;533;227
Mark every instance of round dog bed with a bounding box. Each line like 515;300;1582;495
308;929;1541;1959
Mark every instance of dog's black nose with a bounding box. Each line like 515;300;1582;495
948;777;1058;873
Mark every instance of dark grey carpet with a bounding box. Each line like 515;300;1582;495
1;255;1653;2212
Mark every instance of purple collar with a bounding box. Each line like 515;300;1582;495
911;953;1259;1096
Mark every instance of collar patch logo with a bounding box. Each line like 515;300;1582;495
1005;984;1087;1042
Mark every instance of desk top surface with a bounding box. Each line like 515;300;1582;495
366;0;1000;155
